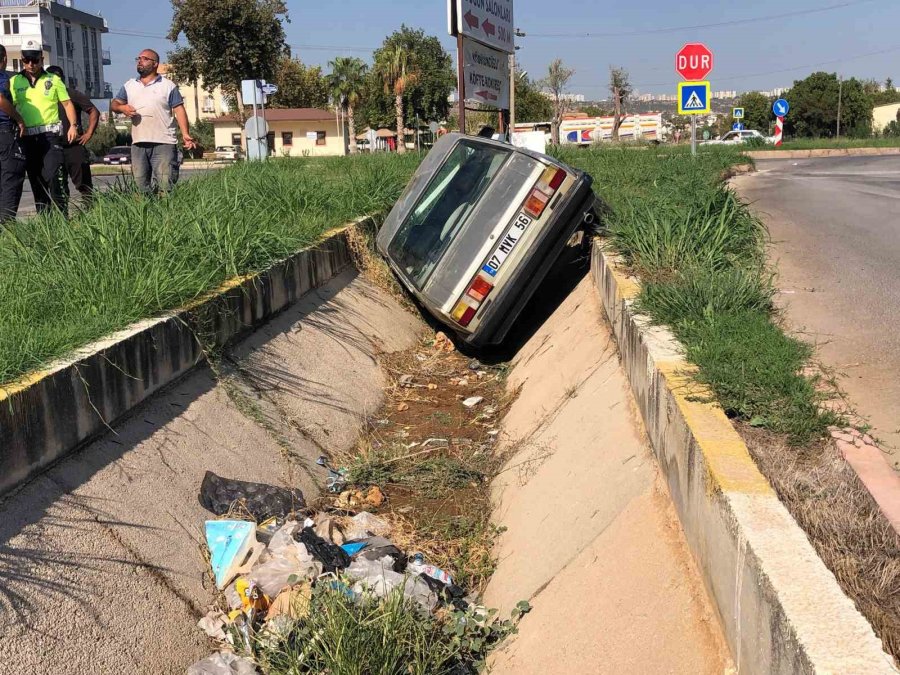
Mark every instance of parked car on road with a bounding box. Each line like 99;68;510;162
377;132;597;347
215;145;244;161
701;129;773;146
103;146;131;165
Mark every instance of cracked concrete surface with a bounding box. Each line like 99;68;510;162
0;270;423;675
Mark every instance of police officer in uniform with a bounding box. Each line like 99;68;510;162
0;45;27;222
46;65;99;208
10;40;78;215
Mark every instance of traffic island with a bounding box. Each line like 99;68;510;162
591;245;897;674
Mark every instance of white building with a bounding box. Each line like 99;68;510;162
0;0;109;99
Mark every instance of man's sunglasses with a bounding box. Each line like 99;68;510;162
22;55;42;65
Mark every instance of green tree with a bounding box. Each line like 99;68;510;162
580;104;610;118
514;69;553;123
513;71;550;123
374;42;417;154
784;72;873;138
86;118;118;157
873;77;900;106
736;91;773;134
269;57;329;109
541;59;575;145
883;109;900;138
368;26;455;144
167;0;289;124
608;66;632;141
190;119;215;154
327;57;368;154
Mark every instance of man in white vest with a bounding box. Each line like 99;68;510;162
111;49;195;193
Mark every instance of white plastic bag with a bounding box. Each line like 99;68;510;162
187;651;257;675
344;512;391;540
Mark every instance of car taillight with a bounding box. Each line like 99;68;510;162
452;273;495;327
523;190;549;218
524;166;567;218
467;275;493;303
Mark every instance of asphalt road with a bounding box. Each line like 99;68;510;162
17;165;216;216
733;156;900;466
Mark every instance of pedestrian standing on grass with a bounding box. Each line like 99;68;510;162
110;49;195;193
9;39;78;216
46;66;99;209
0;45;27;223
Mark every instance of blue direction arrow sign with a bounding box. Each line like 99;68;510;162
677;81;710;115
773;98;789;117
732;122;745;131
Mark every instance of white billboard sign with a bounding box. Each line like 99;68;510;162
451;0;514;54
463;38;509;108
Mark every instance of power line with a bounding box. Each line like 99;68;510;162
526;0;880;38
567;43;900;91
106;30;380;55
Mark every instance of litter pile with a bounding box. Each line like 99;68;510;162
188;470;524;675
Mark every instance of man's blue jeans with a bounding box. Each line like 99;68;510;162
131;142;177;193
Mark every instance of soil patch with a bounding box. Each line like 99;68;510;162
740;423;900;661
331;332;516;593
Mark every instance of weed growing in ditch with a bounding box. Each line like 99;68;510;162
0;154;421;386
255;583;529;674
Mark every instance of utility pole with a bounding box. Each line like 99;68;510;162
456;34;466;134
836;74;843;139
510;29;525;133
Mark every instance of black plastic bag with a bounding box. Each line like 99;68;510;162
348;536;406;573
198;471;305;522
294;527;351;573
418;573;468;611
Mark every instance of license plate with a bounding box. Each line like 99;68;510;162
481;213;533;277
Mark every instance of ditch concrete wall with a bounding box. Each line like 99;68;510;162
0;225;360;497
591;245;897;674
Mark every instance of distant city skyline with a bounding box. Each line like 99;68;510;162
77;0;899;101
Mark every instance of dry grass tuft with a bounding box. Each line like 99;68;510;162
741;424;900;660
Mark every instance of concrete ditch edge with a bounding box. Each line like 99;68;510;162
0;223;364;497
746;147;900;160
591;245;897;674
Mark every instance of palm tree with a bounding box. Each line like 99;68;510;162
375;45;418;154
327;57;368;155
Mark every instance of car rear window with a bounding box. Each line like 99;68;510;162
109;146;130;154
388;140;509;289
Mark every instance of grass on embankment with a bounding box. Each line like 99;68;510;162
0;154;421;386
553;145;840;444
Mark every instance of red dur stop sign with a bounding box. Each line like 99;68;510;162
675;43;713;81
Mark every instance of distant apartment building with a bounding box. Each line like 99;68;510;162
159;64;232;124
0;0;109;98
539;92;585;103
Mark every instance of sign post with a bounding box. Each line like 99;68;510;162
449;0;515;135
772;98;789;147
675;43;713;157
677;80;711;156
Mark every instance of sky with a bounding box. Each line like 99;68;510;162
83;0;900;99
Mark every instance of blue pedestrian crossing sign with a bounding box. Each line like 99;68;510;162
732;107;745;119
773;98;790;117
678;81;710;115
